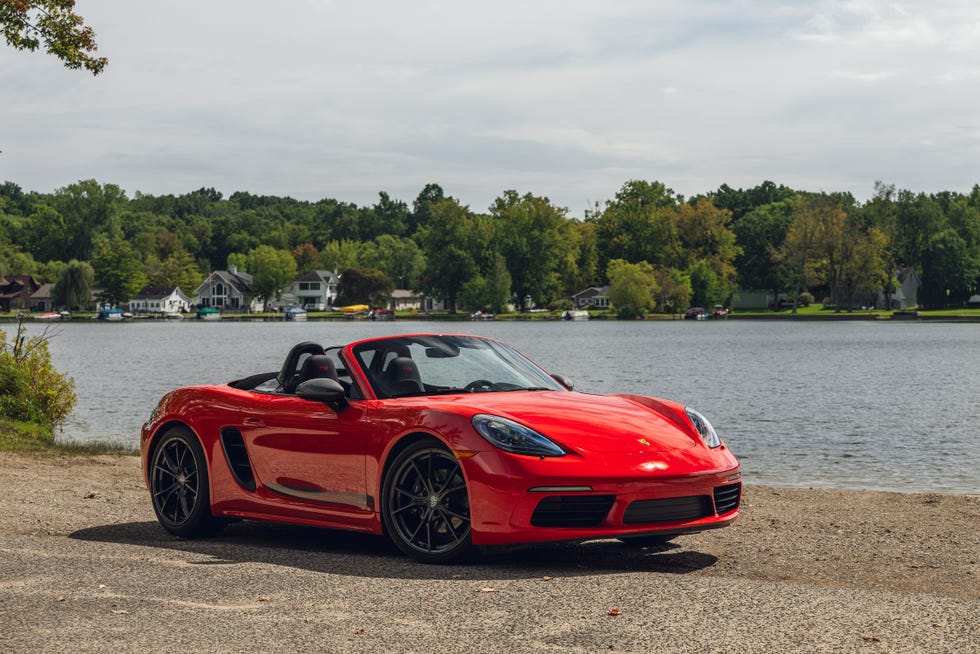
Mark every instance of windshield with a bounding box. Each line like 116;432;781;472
351;335;565;399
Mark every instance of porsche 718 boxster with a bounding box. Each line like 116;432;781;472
141;334;741;562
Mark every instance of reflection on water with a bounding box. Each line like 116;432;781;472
30;319;980;495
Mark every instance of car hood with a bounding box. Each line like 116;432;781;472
427;391;700;454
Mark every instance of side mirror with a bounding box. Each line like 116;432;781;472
550;373;574;391
295;378;348;410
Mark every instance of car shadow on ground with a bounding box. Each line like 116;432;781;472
69;519;718;580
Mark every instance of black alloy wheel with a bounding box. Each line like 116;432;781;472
382;439;472;563
149;426;218;537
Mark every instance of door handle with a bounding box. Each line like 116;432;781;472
243;417;266;427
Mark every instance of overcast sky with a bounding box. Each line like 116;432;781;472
2;0;978;216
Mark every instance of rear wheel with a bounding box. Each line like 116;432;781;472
149;426;219;537
382;439;471;563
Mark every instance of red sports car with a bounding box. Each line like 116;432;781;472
141;334;741;562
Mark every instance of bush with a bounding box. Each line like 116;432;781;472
800;292;814;307
0;321;76;431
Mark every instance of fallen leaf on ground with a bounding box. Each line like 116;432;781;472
608;608;621;616
111;609;128;615
259;596;271;602
476;587;498;593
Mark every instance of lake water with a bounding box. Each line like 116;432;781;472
22;319;980;495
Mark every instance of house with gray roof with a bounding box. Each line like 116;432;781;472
194;265;261;313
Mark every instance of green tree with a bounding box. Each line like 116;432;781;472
91;235;146;306
674;198;740;303
0;319;76;433
0;244;37;277
409;183;446;235
145;248;202;291
335;266;394;307
607;259;658;318
460;252;511;313
226;252;248;272
247;245;296;309
491;190;569;310
919;229;976;308
0;0;107;74
593;180;679;273
652;267;691;314
357;234;426;289
318;240;360;273
53;259;93;310
417;198;479;312
775;195;823;312
733;200;794;300
291;243;319;275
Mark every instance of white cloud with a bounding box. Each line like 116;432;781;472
0;0;978;210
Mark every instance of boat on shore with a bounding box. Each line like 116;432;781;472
196;307;221;321
284;307;308;321
561;310;590;321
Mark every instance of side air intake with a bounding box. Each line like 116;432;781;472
220;428;256;491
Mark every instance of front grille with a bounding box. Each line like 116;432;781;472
622;495;712;524
713;483;741;514
531;495;615;527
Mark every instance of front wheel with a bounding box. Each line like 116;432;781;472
149;426;219;537
381;439;472;563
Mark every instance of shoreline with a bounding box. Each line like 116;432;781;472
1;451;977;652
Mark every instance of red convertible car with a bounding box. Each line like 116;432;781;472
141;334;741;562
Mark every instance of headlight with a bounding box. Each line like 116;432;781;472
685;407;721;448
472;414;566;457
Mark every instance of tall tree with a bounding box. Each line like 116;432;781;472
247;245;297;309
0;0;107;74
775;195;823;312
416;198;478;312
607;259;658;318
335;266;394;307
91;236;146;306
491;191;569;310
732;200;794;301
53;259;93;309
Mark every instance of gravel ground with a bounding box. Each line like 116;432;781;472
0;452;976;653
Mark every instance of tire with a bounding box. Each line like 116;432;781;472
618;534;675;548
381;438;472;563
149;426;219;537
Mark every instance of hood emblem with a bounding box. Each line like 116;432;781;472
638;438;651;447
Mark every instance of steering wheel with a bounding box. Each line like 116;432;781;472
463;379;495;393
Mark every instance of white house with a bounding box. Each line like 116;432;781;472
130;286;193;314
195;265;261;312
284;270;339;310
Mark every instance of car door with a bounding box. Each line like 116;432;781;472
238;393;370;511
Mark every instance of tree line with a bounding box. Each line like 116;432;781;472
1;178;978;314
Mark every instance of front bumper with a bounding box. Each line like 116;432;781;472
461;446;741;546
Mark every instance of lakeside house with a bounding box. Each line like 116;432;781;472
571;286;611;309
130;286;194;315
283;270;339;310
194;265;261;313
30;282;55;313
390;289;423;312
0;276;42;313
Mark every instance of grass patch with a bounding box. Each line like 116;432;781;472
0;419;137;455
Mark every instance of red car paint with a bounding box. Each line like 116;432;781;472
141;334;740;560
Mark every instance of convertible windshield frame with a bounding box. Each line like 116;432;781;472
350;334;565;399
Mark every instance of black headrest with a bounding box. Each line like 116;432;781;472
385;357;421;383
300;354;339;383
